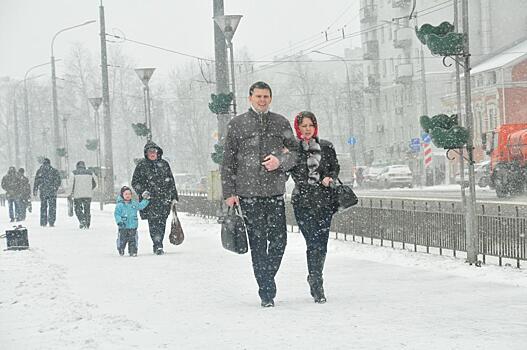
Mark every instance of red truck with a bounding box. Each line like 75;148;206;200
483;123;527;197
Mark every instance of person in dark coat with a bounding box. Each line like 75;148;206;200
221;81;298;308
16;168;31;221
1;166;19;222
131;141;178;255
69;161;97;229
33;158;61;227
290;111;340;304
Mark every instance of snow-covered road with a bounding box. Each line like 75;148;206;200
1;199;526;349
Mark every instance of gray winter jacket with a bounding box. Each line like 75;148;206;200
221;108;297;199
70;167;97;199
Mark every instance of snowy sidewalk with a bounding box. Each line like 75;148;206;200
1;199;527;350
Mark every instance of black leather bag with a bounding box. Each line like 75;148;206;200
220;205;248;254
334;178;358;209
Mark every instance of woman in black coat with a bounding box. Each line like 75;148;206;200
132;141;178;255
290;111;340;303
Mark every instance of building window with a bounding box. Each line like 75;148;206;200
388;23;393;40
382;60;387;77
381;27;385;43
488;71;497;85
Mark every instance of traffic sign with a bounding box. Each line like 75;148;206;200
409;138;420;152
421;132;431;144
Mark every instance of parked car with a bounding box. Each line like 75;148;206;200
362;166;384;188
454;168;469;186
475;160;490;187
377;165;413;189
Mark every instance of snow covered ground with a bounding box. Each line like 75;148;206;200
1;199;527;350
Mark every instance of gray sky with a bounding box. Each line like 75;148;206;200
0;0;360;80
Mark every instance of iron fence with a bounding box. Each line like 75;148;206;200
179;193;527;268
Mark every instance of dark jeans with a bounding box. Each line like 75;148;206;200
117;228;138;255
7;199;16;221
74;198;92;228
239;196;287;301
40;195;57;226
15;200;27;221
293;205;333;282
147;217;168;252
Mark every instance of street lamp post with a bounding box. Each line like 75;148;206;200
213;15;243;116
88;97;104;210
313;50;358;168
62;114;70;177
135;68;156;142
50;20;95;168
24;62;54;176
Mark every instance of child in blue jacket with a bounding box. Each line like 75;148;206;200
114;186;150;256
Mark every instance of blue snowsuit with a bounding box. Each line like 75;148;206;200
114;195;149;255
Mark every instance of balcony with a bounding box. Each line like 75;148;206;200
360;5;377;23
395;63;413;84
392;0;411;8
364;74;380;94
363;40;379;60
393;27;413;49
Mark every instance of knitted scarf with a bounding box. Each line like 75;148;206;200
301;138;322;184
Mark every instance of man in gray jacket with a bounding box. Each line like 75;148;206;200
222;81;297;307
70;161;97;229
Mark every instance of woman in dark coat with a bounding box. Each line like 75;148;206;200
132;141;178;255
290;111;340;303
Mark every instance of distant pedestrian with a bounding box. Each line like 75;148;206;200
69;161;97;229
132;142;178;255
221;81;298;307
290;111;340;303
16;168;31;221
114;186;150;257
33;158;61;227
1;167;19;222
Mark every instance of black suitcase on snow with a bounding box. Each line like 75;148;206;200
5;226;29;250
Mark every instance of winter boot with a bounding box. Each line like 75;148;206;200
307;275;326;303
260;298;275;308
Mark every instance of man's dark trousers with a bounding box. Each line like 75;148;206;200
74;198;92;228
7;199;16;221
239;196;287;301
40;195;57;226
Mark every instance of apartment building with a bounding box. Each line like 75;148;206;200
359;0;527;177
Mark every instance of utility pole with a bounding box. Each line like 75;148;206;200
213;0;230;142
417;13;429;186
461;0;478;265
454;0;467;205
99;0;115;202
13;98;21;168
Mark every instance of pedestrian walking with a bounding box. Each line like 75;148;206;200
290;111;340;303
131;142;178;255
33;158;61;227
114;186;150;257
221;81;298;307
16;168;31;221
1;167;19;222
69;161;97;229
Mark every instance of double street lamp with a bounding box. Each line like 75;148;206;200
135;68;156;142
50;20;95;168
213;14;242;116
314;50;358;168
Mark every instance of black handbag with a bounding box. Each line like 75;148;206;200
220;205;248;254
334;178;358;209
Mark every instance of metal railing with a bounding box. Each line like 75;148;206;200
178;194;527;268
